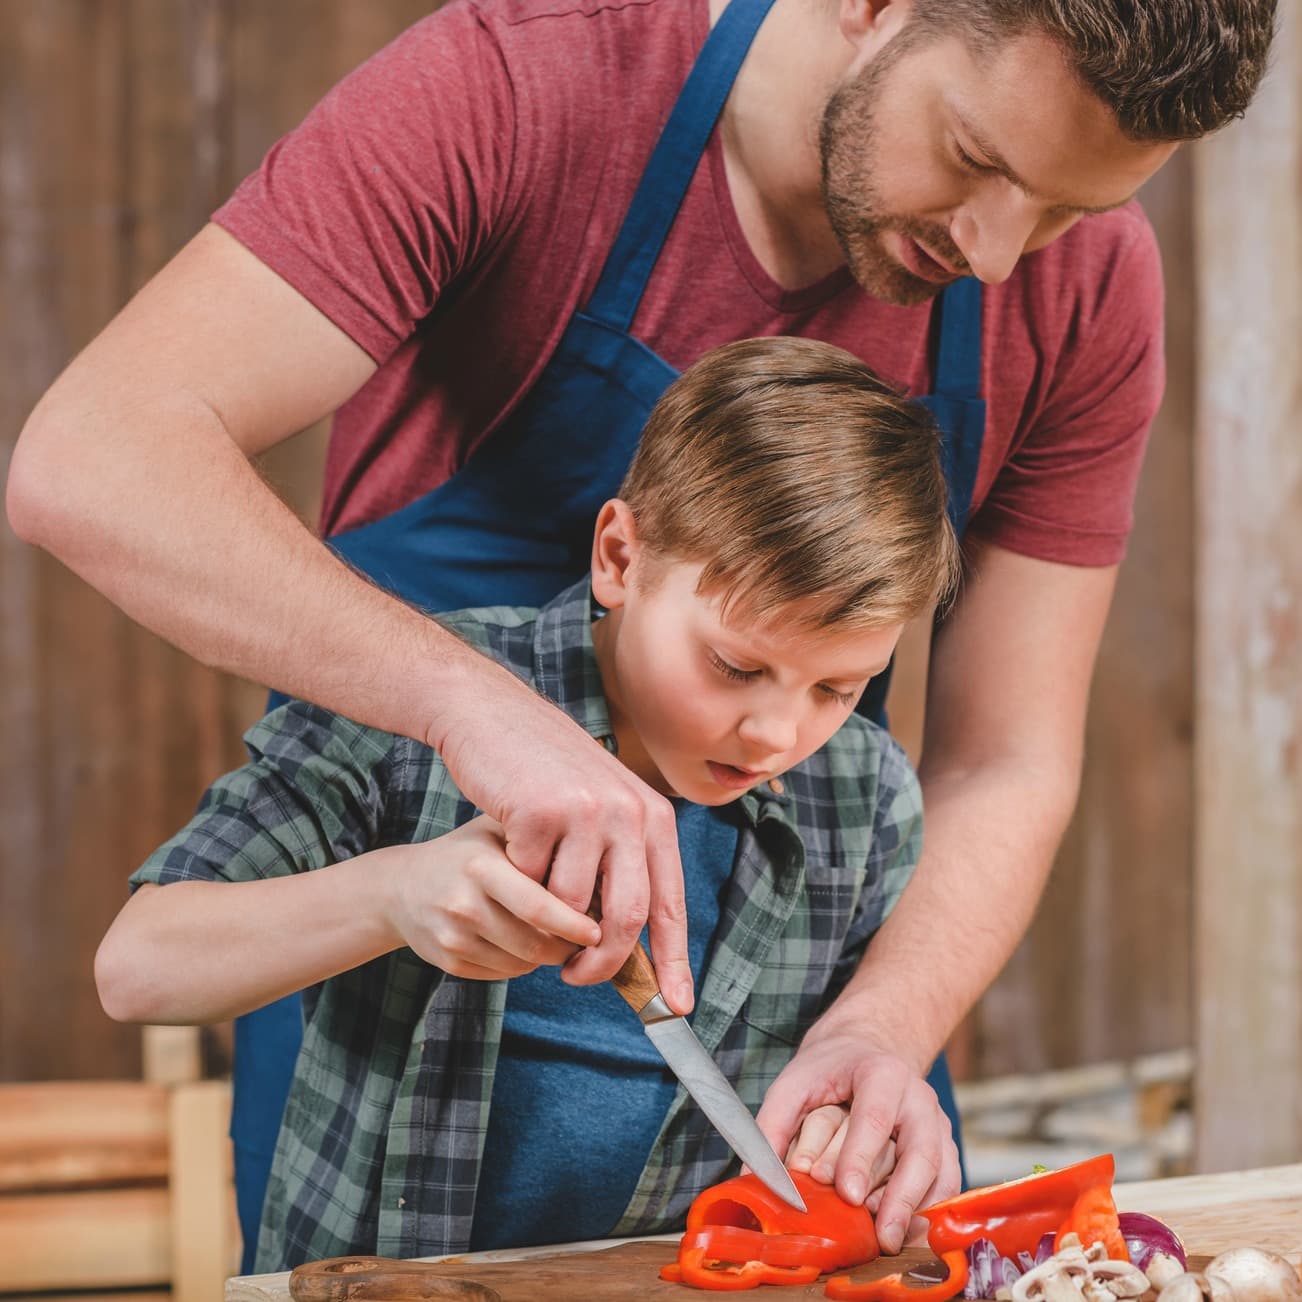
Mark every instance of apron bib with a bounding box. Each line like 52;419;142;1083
234;0;985;1265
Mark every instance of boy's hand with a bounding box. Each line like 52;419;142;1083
432;653;694;1013
754;1030;960;1254
382;816;602;980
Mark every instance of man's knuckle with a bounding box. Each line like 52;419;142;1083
857;1107;896;1137
652;892;688;927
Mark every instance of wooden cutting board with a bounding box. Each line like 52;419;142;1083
226;1164;1302;1301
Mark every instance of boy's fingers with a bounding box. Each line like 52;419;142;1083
786;1104;847;1173
484;860;601;949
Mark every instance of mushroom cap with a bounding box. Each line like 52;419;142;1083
1088;1259;1152;1298
1158;1271;1218;1301
1148;1253;1189;1290
1011;1249;1091;1302
1206;1247;1302;1302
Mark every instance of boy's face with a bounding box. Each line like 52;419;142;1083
590;509;904;804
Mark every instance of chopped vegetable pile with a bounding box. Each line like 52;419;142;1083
659;1155;1302;1298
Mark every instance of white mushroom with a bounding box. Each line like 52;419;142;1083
1205;1247;1302;1301
1148;1253;1190;1290
1087;1259;1152;1298
1158;1272;1236;1301
1011;1248;1092;1302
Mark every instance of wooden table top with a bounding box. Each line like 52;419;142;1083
226;1162;1302;1300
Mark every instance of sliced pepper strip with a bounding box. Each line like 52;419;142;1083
920;1154;1116;1258
675;1243;822;1291
678;1226;845;1273
1057;1186;1129;1262
824;1249;969;1301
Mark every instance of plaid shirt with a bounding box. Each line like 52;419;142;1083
129;580;924;1271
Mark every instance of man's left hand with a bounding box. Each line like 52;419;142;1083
754;1030;960;1254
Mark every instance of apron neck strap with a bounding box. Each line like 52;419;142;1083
584;0;778;332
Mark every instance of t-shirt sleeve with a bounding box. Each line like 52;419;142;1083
212;4;518;365
128;702;405;891
968;212;1167;566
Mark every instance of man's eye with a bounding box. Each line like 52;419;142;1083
954;142;996;174
708;651;759;683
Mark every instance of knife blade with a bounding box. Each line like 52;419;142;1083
608;940;808;1213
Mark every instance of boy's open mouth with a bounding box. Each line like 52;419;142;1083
707;760;765;790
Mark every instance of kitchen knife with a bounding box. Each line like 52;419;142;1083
608;941;808;1214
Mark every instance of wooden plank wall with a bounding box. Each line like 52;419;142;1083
3;1;1196;1083
1191;21;1301;1171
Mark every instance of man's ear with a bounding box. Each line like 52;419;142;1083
590;499;640;610
838;0;912;51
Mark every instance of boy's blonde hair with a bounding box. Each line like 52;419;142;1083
619;337;961;630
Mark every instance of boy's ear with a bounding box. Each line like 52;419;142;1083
590;499;641;609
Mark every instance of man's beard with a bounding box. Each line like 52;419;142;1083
819;49;969;307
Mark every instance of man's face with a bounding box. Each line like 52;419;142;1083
819;22;1177;305
593;559;903;805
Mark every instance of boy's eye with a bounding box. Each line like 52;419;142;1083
708;650;760;683
818;684;859;707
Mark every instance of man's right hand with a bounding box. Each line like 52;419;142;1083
433;656;694;1013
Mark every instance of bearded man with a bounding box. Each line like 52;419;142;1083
8;0;1276;1274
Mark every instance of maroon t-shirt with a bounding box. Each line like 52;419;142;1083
214;0;1165;566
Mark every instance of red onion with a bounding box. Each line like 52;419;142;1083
963;1234;1056;1298
1118;1211;1188;1271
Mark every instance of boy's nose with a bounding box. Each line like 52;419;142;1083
736;708;799;760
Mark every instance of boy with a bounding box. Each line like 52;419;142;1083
96;337;960;1271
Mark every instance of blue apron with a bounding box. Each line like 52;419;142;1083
233;0;985;1267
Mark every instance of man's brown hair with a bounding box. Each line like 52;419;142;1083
911;0;1277;141
618;337;960;631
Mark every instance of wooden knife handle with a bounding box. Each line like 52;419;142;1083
586;895;663;1014
289;1256;501;1301
610;940;663;1014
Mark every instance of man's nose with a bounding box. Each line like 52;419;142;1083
950;189;1041;285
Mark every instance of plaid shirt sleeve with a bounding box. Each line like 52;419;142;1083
127;702;409;891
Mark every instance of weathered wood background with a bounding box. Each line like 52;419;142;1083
4;0;1278;1146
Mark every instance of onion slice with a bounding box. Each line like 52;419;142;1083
1117;1211;1188;1271
962;1234;1056;1298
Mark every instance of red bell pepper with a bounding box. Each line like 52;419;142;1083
673;1226;846;1274
920;1154;1117;1259
1057;1185;1129;1261
685;1169;879;1269
824;1249;969;1301
660;1169;879;1290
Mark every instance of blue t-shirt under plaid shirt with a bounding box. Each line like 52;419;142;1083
470;800;739;1250
128;579;926;1271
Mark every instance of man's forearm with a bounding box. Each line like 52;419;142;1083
810;758;1080;1074
9;389;499;746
